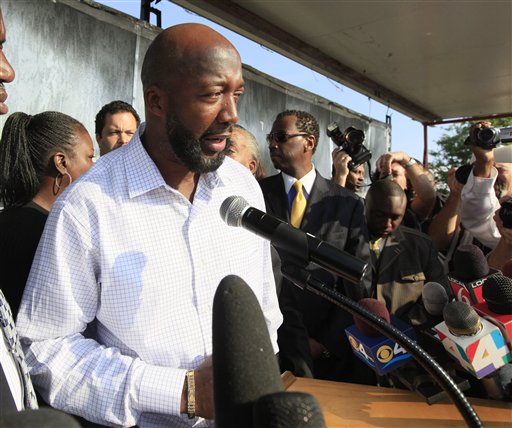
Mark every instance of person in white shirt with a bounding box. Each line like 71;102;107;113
17;23;282;428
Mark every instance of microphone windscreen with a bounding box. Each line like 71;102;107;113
452;244;489;280
422;282;449;316
213;275;283;428
501;260;512;278
220;195;248;227
443;301;481;336
253;392;326;428
353;298;390;337
482;274;512;315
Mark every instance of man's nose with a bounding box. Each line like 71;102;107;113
0;51;15;83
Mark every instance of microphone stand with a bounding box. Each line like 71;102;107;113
281;263;483;428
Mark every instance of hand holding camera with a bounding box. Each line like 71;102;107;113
326;123;371;171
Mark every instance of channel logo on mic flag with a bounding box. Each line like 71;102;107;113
435;318;512;379
345;316;416;376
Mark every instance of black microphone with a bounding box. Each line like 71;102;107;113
219;195;368;284
253;391;326;427
422;281;450;316
212;275;283;428
448;244;499;305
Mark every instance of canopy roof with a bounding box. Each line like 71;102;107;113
171;0;512;123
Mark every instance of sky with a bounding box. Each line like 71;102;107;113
97;0;450;162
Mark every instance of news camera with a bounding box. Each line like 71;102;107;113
326;123;372;171
499;198;512;229
465;126;512;150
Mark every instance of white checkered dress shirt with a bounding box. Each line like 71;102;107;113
17;125;282;427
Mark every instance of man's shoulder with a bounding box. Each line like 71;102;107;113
259;173;282;192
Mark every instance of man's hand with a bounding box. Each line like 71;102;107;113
448;167;464;198
468;122;495;169
332;149;351;187
375;151;410;177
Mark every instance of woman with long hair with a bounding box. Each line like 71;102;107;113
0;111;94;315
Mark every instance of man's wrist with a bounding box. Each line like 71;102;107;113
402;157;417;169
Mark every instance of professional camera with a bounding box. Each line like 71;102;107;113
465;126;512;150
499;198;512;229
326;123;372;171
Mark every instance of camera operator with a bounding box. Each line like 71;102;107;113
375;151;437;230
331;149;365;194
460;121;512;251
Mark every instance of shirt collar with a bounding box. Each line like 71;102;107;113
124;123;223;199
282;167;316;195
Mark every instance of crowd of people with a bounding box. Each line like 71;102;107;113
0;5;511;427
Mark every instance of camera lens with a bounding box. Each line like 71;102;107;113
478;128;496;143
345;129;365;146
499;198;512;228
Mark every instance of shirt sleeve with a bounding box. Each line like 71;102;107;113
16;204;186;426
460;167;501;249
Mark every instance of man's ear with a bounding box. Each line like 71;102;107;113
248;159;257;175
305;135;316;152
52;152;67;174
144;85;166;119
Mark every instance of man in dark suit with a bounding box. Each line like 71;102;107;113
259;110;373;383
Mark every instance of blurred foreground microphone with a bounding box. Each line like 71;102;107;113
220;196;367;284
213;275;283;428
345;298;416;376
422;281;450;316
253;392;326;428
435;302;512;379
449;244;499;305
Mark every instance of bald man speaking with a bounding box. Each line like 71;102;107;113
17;24;282;427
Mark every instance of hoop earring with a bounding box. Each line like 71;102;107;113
53;171;73;195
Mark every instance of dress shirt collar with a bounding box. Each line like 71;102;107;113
282;167;316;196
124;123;223;199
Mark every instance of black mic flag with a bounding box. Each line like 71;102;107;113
213;275;283;428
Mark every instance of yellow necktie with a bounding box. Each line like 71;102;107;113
290;181;307;228
371;238;382;258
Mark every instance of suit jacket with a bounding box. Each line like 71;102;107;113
259;171;373;382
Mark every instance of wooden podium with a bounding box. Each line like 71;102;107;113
282;372;512;427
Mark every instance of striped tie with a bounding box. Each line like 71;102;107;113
290;181;307;228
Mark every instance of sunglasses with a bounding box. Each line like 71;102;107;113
266;131;309;144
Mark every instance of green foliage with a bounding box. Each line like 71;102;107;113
429;118;512;193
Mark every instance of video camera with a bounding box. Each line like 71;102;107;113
326;123;372;171
465;126;512;150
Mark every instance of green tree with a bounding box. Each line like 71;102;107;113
429;118;512;193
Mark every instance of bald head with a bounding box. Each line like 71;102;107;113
366;179;407;238
142;23;240;90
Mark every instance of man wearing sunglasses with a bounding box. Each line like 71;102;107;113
259;110;373;384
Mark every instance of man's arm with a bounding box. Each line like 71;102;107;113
16;207;210;425
427;167;463;251
460;122;501;249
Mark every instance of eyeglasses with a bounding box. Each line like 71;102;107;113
266;131;309;144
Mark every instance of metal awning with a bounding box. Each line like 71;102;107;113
161;0;512;125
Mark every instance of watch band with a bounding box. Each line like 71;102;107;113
403;158;418;169
186;370;196;419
